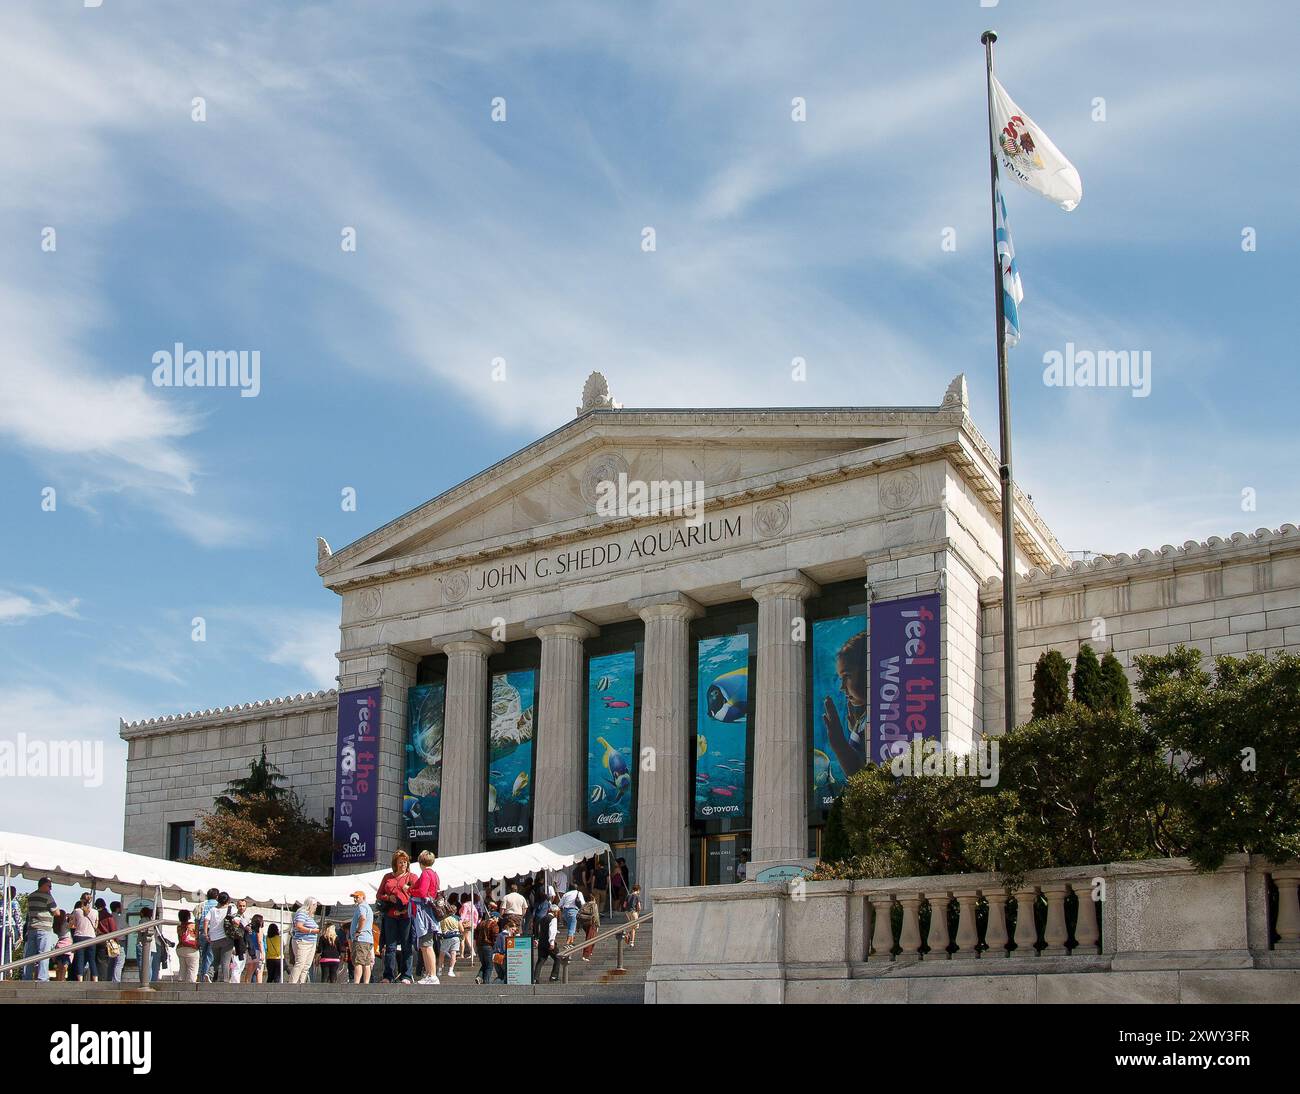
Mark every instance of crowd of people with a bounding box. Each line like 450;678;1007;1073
3;854;640;987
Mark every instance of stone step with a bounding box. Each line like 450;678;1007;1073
0;982;642;1005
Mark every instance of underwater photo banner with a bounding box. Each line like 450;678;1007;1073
404;683;445;842
810;613;869;810
869;593;940;763
488;668;536;839
586;649;637;829
694;632;750;821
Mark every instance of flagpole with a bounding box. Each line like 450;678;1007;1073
981;29;1019;736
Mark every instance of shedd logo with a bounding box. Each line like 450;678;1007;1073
50;1026;151;1074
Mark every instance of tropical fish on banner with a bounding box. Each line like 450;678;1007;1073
989;74;1082;212
996;179;1024;347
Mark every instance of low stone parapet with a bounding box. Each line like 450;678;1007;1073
645;855;1300;1003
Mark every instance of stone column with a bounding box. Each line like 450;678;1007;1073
436;630;501;857
629;592;702;908
741;570;820;868
527;612;599;841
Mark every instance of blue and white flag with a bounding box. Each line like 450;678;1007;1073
995;179;1023;347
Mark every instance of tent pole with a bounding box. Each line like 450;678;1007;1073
1;864;10;976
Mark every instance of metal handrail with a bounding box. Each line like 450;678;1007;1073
0;918;180;977
555;911;651;982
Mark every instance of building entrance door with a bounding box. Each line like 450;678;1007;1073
694;832;751;885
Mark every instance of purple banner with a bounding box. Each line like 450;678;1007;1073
869;593;940;764
333;686;381;865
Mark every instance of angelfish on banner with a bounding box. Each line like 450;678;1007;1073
990;74;1082;211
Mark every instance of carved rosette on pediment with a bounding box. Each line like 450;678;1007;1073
356;587;382;619
879;469;921;512
442;569;470;604
579;451;630;509
753;498;791;539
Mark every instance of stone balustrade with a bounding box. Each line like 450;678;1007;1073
645;856;1300;1004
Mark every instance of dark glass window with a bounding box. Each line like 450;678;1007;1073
167;821;194;862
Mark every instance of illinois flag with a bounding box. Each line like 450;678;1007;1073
995;180;1023;346
990;75;1082;211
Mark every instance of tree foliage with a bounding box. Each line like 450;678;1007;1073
821;646;1300;879
1031;650;1071;720
191;747;332;875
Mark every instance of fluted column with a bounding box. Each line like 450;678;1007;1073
527;612;599;841
741;569;820;867
630;592;702;908
436;630;501;856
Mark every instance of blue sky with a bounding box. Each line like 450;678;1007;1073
1;0;1296;843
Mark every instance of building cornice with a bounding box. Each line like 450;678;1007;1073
979;523;1300;604
119;689;338;740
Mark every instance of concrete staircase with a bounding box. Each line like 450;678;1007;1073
555;919;653;986
0;979;641;1004
0;923;651;1004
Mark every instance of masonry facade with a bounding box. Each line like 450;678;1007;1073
119;373;1300;894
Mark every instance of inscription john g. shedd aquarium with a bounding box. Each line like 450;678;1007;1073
473;514;744;593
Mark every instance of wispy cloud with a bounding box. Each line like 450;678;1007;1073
0;588;80;625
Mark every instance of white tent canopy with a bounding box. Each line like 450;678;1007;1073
0;830;610;907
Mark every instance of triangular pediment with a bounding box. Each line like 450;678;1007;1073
318;406;959;585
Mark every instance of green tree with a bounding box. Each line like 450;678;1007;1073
192;748;331;875
1099;651;1132;711
1072;643;1107;710
1136;647;1300;870
1031;650;1072;719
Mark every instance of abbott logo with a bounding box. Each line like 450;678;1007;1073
50;1026;151;1074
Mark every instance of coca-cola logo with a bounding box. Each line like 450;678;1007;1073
596;812;625;826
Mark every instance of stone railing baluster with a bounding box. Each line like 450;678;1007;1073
868;893;895;961
925;892;951;959
1273;868;1300;950
1040;883;1070;956
1012;887;1039;957
898;893;923;960
1070;880;1101;954
982;889;1010;958
952;889;980;960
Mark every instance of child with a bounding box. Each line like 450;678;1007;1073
265;923;282;983
438;902;463;978
317;923;342;983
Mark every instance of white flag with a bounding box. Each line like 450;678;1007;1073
990;75;1082;211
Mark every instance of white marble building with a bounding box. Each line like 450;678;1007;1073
121;373;1300;893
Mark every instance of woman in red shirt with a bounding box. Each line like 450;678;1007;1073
376;851;414;983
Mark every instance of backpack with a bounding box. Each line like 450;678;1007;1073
431;897;452;921
225;911;247;957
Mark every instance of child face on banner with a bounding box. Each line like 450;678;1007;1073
836;651;867;707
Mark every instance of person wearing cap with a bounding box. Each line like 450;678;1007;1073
350;890;375;985
21;878;58;981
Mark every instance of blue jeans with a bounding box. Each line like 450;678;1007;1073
381;915;413;981
198;939;213;980
111;950;126;981
72;939;97;980
562;907;578;938
22;930;54;981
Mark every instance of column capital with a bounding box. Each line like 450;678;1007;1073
629;590;703;623
335;642;421;666
740;569;820;601
525;611;600;640
434;630;503;656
